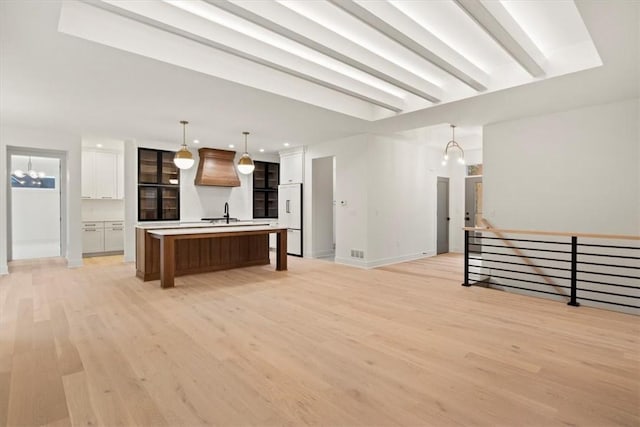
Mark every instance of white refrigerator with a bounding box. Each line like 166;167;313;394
278;183;303;256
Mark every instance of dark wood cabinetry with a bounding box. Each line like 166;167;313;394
253;161;279;218
138;148;180;221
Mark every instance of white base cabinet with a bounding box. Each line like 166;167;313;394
82;222;104;254
104;222;124;252
82;221;124;255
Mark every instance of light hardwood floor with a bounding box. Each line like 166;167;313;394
0;253;638;426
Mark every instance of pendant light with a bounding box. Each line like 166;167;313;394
441;124;465;166
174;120;195;170
12;156;45;179
237;131;255;175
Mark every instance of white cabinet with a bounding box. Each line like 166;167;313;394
104;221;124;252
117;153;125;200
279;184;302;229
82;222;104;254
279;147;304;184
82;221;124;254
82;149;123;200
95;152;117;199
81;151;95;199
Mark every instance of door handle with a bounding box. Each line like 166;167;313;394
286;200;290;213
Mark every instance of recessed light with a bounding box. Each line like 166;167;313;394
259;148;265;152
228;144;235;148
193;139;200;144
96;143;103;148
283;142;290;147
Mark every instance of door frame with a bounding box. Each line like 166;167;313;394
6;147;67;261
436;176;450;254
465;175;483;252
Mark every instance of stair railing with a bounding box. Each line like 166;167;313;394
462;227;640;312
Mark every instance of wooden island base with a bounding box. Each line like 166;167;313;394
136;225;287;288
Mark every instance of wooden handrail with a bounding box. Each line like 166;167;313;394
475;219;568;297
463;227;640;241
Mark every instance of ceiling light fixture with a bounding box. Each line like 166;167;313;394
237;131;255;175
442;124;465;166
174;120;195;170
12;156;45;183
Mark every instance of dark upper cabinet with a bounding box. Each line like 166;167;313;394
253;161;279;219
138;148;180;221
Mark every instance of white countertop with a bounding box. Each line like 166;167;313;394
137;221;273;230
148;225;286;236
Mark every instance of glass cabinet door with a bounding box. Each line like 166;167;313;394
161;187;179;220
267;192;278;218
267;163;279;189
138;149;159;184
139;186;158;220
253;191;266;218
253;162;266;189
160;152;179;185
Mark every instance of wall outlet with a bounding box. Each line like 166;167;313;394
350;249;364;259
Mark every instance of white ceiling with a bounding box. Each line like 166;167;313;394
0;0;638;154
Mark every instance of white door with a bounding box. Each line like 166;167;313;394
287;229;302;256
10;155;61;259
287;184;301;229
278;185;291;228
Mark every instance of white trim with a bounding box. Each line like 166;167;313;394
364;251;436;269
334;256;367;269
0;265;8;275
67;258;83;268
311;249;335;259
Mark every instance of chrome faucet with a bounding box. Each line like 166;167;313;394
224;202;230;224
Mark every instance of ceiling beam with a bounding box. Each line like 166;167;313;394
454;0;546;77
204;0;442;104
85;0;404;113
327;0;487;92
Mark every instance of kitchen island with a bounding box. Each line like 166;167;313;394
136;223;287;288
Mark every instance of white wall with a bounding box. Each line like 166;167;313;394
81;199;124;221
304;134;369;267
10;156;61;259
482;98;639;313
484;98;639;234
311;156;334;258
365;136;435;267
0;125;83;272
304;132;478;268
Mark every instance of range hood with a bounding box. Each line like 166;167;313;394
194;148;240;187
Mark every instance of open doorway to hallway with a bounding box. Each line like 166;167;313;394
8;150;65;260
311;156;335;261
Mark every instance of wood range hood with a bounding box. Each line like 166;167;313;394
194;148;240;187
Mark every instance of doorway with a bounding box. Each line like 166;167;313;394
311;156;335;260
436;177;449;254
7;149;66;260
465;176;483;251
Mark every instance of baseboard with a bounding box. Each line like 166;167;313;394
0;264;8;275
311;249;335;259
67;258;83;268
365;251;436;269
334;257;367;269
